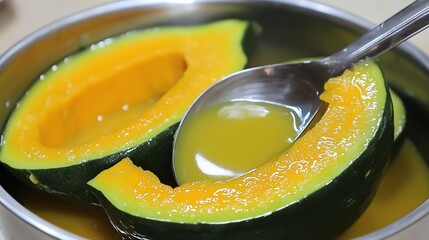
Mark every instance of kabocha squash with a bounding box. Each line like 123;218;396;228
391;89;407;156
88;61;394;239
391;90;406;140
0;20;252;203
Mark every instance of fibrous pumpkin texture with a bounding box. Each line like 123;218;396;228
88;61;394;239
0;20;251;203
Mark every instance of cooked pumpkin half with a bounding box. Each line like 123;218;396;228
391;90;406;141
88;61;394;239
0;20;252;203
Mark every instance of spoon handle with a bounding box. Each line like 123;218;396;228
327;0;429;76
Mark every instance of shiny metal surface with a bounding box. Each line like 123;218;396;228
175;0;429;146
0;0;428;239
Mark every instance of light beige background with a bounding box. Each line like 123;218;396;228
1;0;428;55
0;0;429;54
0;0;428;239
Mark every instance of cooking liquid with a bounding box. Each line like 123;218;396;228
9;93;429;239
339;139;429;238
12;138;429;239
173;101;301;184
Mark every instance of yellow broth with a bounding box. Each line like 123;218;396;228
11;138;429;239
15;187;120;240
174;101;300;184
339;139;429;238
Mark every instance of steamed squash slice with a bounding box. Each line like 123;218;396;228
0;20;252;203
88;61;394;239
390;89;407;158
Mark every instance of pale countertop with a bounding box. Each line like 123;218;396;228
0;0;428;239
1;0;428;55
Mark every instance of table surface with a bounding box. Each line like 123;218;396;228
0;0;428;239
1;0;428;55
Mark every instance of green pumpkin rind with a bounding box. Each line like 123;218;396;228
3;123;179;203
0;20;254;204
89;66;394;239
390;89;407;159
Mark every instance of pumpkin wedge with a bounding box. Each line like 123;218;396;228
391;90;406;143
88;60;394;239
0;20;253;203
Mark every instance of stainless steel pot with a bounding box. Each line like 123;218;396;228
0;0;428;239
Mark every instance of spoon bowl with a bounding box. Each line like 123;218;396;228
176;61;329;138
173;0;429;179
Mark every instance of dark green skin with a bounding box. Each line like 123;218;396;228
390;90;407;160
4;123;179;204
90;92;394;240
1;21;259;205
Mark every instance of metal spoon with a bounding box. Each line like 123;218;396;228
172;0;429;179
